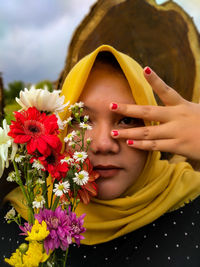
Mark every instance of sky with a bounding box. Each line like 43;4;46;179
0;0;199;88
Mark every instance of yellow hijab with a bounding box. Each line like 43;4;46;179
5;45;200;245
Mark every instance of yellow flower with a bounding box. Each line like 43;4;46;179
4;248;24;267
23;242;49;266
26;219;49;242
4;242;50;267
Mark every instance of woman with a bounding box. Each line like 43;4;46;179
1;45;200;267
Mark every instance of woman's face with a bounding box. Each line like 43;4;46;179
70;63;147;200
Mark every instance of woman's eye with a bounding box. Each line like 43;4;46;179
119;117;141;126
71;116;91;124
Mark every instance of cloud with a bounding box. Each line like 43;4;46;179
0;0;199;87
0;0;96;86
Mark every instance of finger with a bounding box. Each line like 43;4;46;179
110;102;172;122
144;67;185;106
127;139;179;154
111;123;174;140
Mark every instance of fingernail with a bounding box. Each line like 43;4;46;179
127;140;134;145
111;103;118;110
112;130;119;136
144;67;151;75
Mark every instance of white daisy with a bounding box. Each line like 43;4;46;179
69;101;84;111
83;115;89;122
32;195;46;209
79;122;92;130
7;171;16;182
36;178;45;185
73;151;88;163
65;117;73;124
53;181;70;197
32;159;44;170
61;156;74;165
15;155;25;163
73;171;89;186
64;130;77;143
16;86;69;113
0;120;12;177
86;137;92;144
4;207;16;220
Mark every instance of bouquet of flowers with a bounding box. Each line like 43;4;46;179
0;87;99;266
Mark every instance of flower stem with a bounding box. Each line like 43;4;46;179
52;196;60;211
42;172;48;208
12;160;34;224
63;248;69;267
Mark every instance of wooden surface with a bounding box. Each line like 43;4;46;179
57;0;200;105
0;73;4;121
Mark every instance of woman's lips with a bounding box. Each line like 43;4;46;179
94;165;122;178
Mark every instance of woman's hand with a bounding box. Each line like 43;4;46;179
110;67;200;160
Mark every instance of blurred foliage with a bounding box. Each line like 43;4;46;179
35;80;53;92
3;102;20;124
4;81;25;105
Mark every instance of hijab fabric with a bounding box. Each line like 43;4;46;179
5;45;200;245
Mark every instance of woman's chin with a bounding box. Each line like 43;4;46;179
95;178;123;200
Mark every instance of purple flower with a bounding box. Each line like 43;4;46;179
19;222;32;236
35;206;72;254
68;207;86;246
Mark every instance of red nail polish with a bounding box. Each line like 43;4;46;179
127;140;134;145
111;103;118;110
112;130;119;136
144;67;151;75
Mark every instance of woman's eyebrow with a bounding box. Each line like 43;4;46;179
83;105;93;112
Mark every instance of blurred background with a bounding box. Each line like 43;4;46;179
0;0;199;87
0;0;200;123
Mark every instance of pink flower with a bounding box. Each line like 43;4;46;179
35;207;72;254
19;222;32;236
68;207;86;246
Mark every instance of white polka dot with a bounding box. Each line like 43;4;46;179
144;235;147;238
186;256;190;260
176;244;180;247
17;241;19;244
9;238;12;242
173;221;176;225
126;257;129;260
83;255;87;259
73;243;76;247
155;244;159;248
197;211;199;214
196;245;199;248
185;232;188;236
180;210;183;214
147;257;150;261
124;236;127;240
134;246;138;250
168;256;171;260
164;233;168;237
105;257;108;261
93;246;96;249
152;223;156;227
1;237;4;240
114;247;118;250
191;222;195;226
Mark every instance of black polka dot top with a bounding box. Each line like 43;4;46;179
1;196;200;267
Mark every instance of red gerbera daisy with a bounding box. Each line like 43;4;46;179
38;151;69;180
8;107;62;156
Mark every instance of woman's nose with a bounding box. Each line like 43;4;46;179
89;123;119;154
